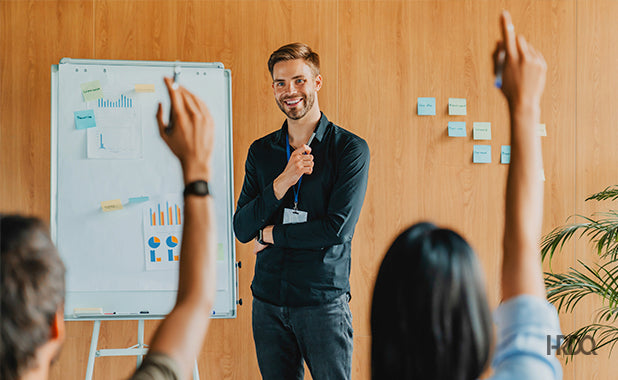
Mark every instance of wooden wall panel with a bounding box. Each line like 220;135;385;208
1;0;615;379
575;1;618;379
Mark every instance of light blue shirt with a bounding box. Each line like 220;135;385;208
489;295;563;380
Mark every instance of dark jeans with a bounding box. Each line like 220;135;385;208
252;293;354;380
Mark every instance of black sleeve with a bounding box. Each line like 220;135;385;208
272;138;370;249
233;143;284;243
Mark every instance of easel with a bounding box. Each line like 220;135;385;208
85;319;200;380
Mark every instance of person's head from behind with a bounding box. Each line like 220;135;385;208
1;215;66;380
268;43;322;120
371;222;493;380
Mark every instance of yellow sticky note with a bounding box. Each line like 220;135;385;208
448;98;467;115
135;84;155;93
80;80;104;102
101;199;123;212
538;123;547;137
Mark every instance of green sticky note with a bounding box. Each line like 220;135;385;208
74;109;96;129
473;122;492;140
448;98;467;115
80;80;104;102
217;243;225;261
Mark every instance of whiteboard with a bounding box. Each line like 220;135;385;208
51;58;237;320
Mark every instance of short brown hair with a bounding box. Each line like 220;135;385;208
1;215;66;380
268;43;320;78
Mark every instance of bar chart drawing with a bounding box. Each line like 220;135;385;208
143;196;184;270
97;94;133;108
149;202;182;226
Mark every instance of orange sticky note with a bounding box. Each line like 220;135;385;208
101;199;123;212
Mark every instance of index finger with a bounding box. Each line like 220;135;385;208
500;10;517;59
163;77;184;113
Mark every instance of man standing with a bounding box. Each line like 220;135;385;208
233;43;370;380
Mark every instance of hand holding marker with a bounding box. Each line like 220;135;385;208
165;64;182;135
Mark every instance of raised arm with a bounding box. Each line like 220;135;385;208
137;77;216;379
497;11;548;301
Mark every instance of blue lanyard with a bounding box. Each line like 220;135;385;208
286;133;315;210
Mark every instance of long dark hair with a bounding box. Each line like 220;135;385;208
371;222;493;380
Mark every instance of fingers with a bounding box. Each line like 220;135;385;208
516;34;529;59
163;77;183;110
180;87;201;119
492;41;505;75
156;103;167;137
500;10;517;60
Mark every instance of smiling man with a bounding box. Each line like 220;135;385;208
233;43;370;380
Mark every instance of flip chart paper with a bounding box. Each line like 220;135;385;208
473;122;492;140
448;98;467;115
417;97;436;115
74;110;96;129
448;121;467;137
473;145;491;163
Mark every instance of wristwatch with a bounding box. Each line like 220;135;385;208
257;229;267;245
183;180;210;197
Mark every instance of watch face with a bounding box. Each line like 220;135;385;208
194;181;208;195
185;180;209;196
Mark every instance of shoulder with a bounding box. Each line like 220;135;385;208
328;122;369;156
248;129;282;154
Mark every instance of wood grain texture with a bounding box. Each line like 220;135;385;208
0;0;614;379
573;0;618;379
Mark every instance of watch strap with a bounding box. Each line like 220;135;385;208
183;180;210;197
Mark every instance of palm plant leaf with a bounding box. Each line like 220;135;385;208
541;212;618;263
585;185;618;202
560;324;618;362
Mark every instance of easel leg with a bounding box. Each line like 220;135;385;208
85;320;101;380
193;360;200;380
137;319;145;368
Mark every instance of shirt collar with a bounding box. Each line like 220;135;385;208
278;112;329;145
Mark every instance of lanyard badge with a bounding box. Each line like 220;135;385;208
283;133;315;224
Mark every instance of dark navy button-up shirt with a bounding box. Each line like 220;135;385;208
233;113;370;306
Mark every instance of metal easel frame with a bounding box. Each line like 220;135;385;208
85;319;200;380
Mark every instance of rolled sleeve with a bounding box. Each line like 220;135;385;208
490;295;563;380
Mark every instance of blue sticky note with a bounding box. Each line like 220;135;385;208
74;109;96;129
501;145;511;164
473;145;492;163
417;97;436;115
448;121;467;137
128;196;149;204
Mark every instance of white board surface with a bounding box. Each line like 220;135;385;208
51;59;236;320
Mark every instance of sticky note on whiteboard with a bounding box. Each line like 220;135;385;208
135;84;155;93
417;97;436;115
74;109;96;129
101;199;123;212
473;122;492;140
80;80;104;102
448;121;467;137
538;123;547;136
473;145;491;163
448;98;467;115
501;145;511;164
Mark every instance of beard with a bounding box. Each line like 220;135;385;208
276;91;315;120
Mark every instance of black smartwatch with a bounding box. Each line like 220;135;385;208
183;180;210;197
257;229;267;245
